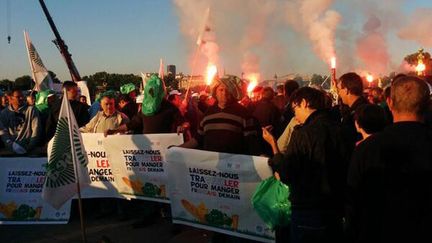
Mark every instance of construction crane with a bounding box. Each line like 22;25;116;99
38;0;81;82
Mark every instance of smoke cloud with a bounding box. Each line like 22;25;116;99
398;8;432;47
356;15;391;74
173;0;427;80
283;0;341;65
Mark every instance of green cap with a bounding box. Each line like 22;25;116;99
35;90;55;113
120;83;136;95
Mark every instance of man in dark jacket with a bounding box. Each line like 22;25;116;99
337;72;368;157
253;87;281;156
46;81;90;141
263;87;348;243
346;76;432;243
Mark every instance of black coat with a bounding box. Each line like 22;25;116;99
46;98;90;141
346;122;432;243
340;96;369;158
270;110;349;213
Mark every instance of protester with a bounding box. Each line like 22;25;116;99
118;93;135;120
180;75;262;156
263;87;348;243
252;86;281;156
35;90;56;145
197;92;209;114
0;92;7;111
272;84;286;112
88;92;102;119
0;88;42;155
346;76;432;243
353;104;387;145
280;80;300;130
336;72;368;157
80;92;129;220
79;95;87;104
167;90;186;115
106;76;184;135
276;117;299;154
46;81;90;141
105;75;185;228
79;95;90;110
26;91;36;106
80;93;129;133
381;86;393;123
253;87;281;129
119;83;138;120
367;87;383;105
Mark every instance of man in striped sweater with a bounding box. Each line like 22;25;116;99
180;75;262;156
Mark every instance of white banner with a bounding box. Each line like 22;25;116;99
0;158;71;224
165;148;275;242
104;134;184;203
81;133;123;199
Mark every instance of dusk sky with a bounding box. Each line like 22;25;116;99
1;0;431;81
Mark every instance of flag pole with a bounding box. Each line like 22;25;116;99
184;7;210;101
64;88;87;243
184;46;200;100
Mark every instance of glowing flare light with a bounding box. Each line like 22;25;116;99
206;64;217;86
366;74;374;83
416;63;426;73
330;57;336;69
246;73;259;95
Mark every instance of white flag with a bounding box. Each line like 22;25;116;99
23;31;53;91
77;81;92;106
141;72;147;92
42;89;90;209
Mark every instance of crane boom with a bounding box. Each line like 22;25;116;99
38;0;81;82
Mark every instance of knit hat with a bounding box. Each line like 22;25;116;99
211;75;245;101
100;90;117;99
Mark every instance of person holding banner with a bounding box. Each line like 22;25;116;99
105;75;185;228
80;93;129;133
180;75;262;156
262;87;348;243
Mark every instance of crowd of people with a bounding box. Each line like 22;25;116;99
0;72;431;243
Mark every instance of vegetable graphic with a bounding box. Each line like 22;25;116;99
0;202;41;220
0;202;17;218
205;209;232;227
122;177;143;193
13;204;35;220
142;183;161;197
181;199;208;223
